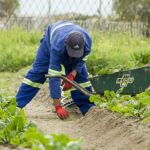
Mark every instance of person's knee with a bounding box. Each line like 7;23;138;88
78;103;95;115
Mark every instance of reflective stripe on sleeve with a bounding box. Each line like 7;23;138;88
83;55;89;61
50;22;73;44
48;69;62;76
22;78;43;88
70;81;92;91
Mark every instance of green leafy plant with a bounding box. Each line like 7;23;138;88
90;87;150;122
132;51;150;66
0;95;81;149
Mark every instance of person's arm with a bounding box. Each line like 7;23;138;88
74;59;85;74
62;69;77;91
71;70;77;76
49;51;62;98
49;51;69;119
73;53;90;74
53;98;61;106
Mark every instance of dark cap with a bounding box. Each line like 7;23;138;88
65;31;85;58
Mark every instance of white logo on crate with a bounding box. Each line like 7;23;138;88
116;74;134;88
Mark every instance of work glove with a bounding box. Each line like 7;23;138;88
62;73;75;91
55;105;69;119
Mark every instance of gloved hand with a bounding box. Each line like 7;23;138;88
62;73;75;91
55;105;69;119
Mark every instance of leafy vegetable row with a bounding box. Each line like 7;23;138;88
90;87;150;123
0;95;81;150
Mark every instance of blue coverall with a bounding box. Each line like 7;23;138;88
16;21;94;114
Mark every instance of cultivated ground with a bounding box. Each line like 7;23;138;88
24;85;150;150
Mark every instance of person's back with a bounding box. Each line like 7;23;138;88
44;21;91;57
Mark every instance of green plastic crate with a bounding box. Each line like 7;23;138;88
89;66;150;95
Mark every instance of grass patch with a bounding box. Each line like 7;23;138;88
87;32;150;75
0;67;29;96
0;27;150;75
0;27;41;72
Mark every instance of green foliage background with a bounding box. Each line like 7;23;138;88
0;27;41;72
0;27;150;74
88;32;150;75
113;0;150;22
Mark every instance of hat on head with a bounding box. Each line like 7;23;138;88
65;31;85;58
